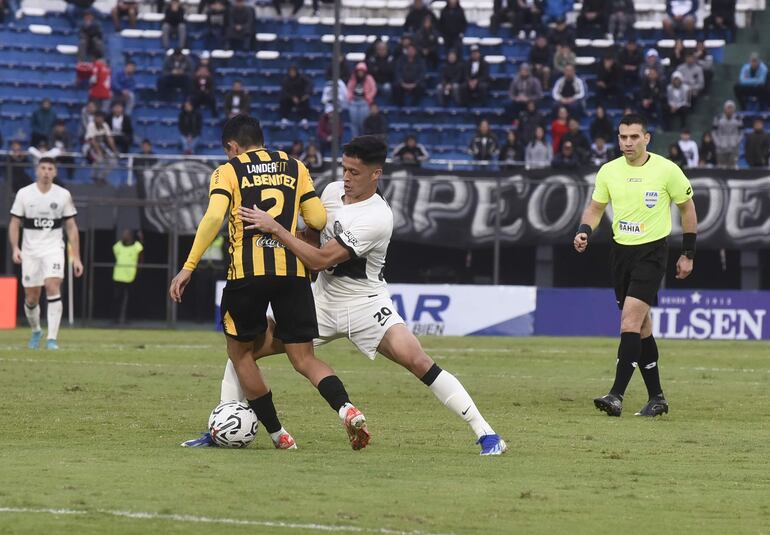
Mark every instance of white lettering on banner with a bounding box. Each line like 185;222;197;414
652;308;766;340
411;178;472;235
527;175;582;234
725;177;770;241
470;176;526;241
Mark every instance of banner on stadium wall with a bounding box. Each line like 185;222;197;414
535;288;770;340
137;162;770;249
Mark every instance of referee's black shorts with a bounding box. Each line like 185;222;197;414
220;275;318;344
610;238;668;310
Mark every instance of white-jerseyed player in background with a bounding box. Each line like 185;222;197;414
183;136;506;455
8;158;84;349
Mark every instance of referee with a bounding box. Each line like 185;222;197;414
574;114;698;417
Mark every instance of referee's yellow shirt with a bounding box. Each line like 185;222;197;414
592;153;694;246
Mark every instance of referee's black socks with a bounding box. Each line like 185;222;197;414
610;332;641;399
639;335;663;399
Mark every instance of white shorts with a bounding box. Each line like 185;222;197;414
21;250;65;287
314;296;406;359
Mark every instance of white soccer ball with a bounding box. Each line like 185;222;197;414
207;401;259;448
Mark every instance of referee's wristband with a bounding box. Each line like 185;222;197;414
577;224;593;238
681;233;696;259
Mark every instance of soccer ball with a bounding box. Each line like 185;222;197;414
207;401;259;448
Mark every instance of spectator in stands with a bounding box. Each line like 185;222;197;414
694;41;714;87
5;140;31;193
675;52;706;102
85;111;119;184
595;54;623;107
28;140;62;167
460;45;489;106
273;0;302;16
363;103;388;139
89;53;112;111
347;63;377;138
415;15;441;69
590;136;613;166
551;64;585;118
494;0;544;39
491;0;514;36
31;99;57;147
439;0;467;53
617;37;643;87
177;100;202;155
668;142;687;168
223;80;251;118
704;0;736;39
203;0;229;50
301;143;324;173
734;53;768;109
317;103;343;155
112;0;138;31
80;99;97;140
666;71;692;131
77;11;104;62
134;139;157;181
552;140;580;169
335;56;351;82
607;0;635;40
438;50;464;106
367;40;395;97
191;59;217;117
288;140;304;159
639;68;665;125
108;102;134;153
552;43;576;75
279;66;312;128
112;61;137;114
321;68;348;114
663;0;698;37
499;129;523;168
544;0;571;23
589;105;614;143
393;34;414;61
518;98;546;145
393;134;430;166
639;49;664;82
699;131;717;166
506;62;542;121
469;119;499;161
528;34;552;89
576;0;608;38
393;45;426;106
744;118;770;167
162;0;187;50
712;100;742;168
550;106;569;154
669;39;687;71
677;129;699;168
65;0;95;28
228;0;255;51
157;48;193;101
51;121;75;180
560;117;590;164
405;0;436;33
525;126;551;169
547;16;575;48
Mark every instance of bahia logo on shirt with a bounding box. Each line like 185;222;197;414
644;191;659;208
618;220;645;234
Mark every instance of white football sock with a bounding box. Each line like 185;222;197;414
24;302;41;332
46;295;62;341
338;402;354;420
221;359;245;402
269;427;288;443
429;370;495;439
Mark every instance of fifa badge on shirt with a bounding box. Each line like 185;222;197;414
644;191;659;208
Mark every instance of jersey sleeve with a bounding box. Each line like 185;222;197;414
334;212;387;259
63;190;77;218
591;164;610;204
136;241;144;254
208;163;236;202
666;161;694;204
10;190;24;218
297;161;327;231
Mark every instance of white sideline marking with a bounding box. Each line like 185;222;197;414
0;507;453;535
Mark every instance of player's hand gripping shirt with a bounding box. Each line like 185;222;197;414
10;183;77;256
591;153;694;245
314;181;393;304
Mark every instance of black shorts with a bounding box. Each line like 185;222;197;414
220;276;318;344
610;238;668;310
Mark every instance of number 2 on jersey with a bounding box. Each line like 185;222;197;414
261;188;285;218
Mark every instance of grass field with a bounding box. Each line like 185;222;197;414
1;328;769;535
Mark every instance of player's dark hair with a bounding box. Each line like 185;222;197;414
38;157;56;166
221;114;264;149
619;113;648;133
343;135;388;167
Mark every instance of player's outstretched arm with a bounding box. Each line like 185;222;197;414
64;218;84;277
8;216;22;264
675;198;698;280
574;199;607;253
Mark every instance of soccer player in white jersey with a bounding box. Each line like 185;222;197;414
184;136;506;455
8;158;84;349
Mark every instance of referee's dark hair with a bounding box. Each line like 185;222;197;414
619;113;649;133
221;114;264;149
38;157;56;166
343;135;388;167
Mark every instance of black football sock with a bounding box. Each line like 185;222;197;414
247;391;282;434
317;375;351;412
609;332;641;399
639;335;663;399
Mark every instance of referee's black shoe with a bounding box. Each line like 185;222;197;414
635;395;669;417
594;394;623;417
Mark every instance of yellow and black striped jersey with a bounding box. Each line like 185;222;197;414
209;148;326;280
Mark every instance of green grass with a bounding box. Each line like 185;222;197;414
1;329;769;535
